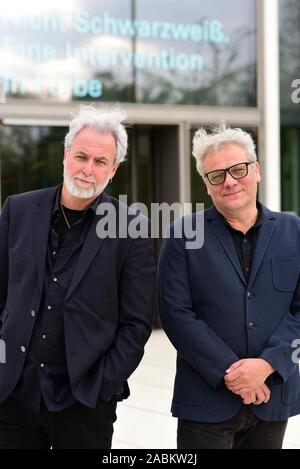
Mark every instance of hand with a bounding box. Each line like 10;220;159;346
224;358;275;394
239;383;271;406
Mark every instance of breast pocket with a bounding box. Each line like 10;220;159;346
272;257;300;292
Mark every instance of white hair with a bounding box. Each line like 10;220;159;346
192;121;257;176
64;105;128;164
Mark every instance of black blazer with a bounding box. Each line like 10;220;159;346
0;187;156;407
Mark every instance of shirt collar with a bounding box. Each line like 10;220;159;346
253;201;263;228
222;202;263;234
52;185;103;216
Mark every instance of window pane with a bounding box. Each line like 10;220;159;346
0;126;65;204
281;128;300;214
279;0;300;114
0;0;256;106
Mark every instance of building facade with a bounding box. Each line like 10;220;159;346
0;0;298;215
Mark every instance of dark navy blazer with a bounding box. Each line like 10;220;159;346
0;187;156;408
158;205;300;422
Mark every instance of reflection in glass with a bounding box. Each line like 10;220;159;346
279;0;300;113
0;126;65;204
0;0;256;106
281;128;300;214
279;0;300;214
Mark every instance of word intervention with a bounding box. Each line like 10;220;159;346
102;453;198;465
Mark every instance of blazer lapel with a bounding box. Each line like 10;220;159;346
248;208;276;289
207;207;246;286
65;196;110;300
33;187;58;296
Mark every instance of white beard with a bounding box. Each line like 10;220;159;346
63;166;110;199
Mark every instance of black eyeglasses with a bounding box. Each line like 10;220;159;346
205;162;255;185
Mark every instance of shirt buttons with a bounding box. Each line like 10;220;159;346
30;310;36;317
20;346;26;353
40;363;45;368
243;238;248;244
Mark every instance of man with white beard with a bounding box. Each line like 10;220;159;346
0;105;156;449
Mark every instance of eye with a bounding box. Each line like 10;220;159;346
210;172;224;184
231;165;247;177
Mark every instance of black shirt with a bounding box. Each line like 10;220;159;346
225;206;262;284
13;186;101;413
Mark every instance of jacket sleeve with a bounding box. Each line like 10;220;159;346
0;197;10;314
158;224;239;389
260;281;300;382
99;235;156;401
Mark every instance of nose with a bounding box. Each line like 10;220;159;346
82;159;94;176
223;171;238;188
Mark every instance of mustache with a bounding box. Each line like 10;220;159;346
74;175;96;184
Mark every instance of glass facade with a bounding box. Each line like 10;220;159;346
281;128;300;214
4;0;296;217
0;126;65;205
279;0;300;213
0;0;256;106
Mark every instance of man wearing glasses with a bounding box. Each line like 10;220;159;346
158;122;300;449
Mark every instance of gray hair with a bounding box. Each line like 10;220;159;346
64;105;128;164
192;121;257;176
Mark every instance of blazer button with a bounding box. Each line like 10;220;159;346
247;292;253;298
30;310;36;317
248;322;256;329
20;346;26;352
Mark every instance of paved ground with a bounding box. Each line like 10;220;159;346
113;329;300;449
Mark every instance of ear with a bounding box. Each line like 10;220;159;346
254;161;261;183
63;149;68;165
111;163;120;179
203;177;211;196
